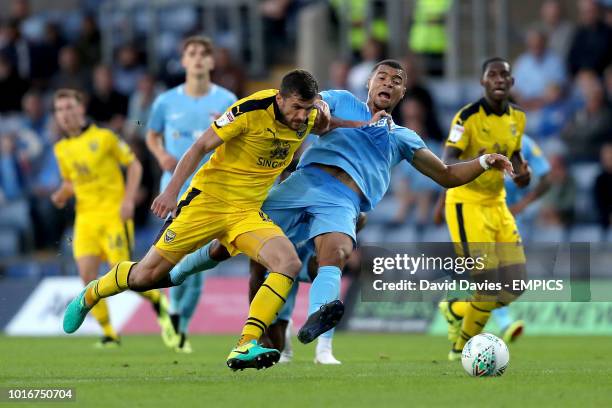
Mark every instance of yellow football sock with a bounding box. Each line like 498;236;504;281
90;299;117;339
454;298;497;351
85;262;136;307
238;272;294;346
139;289;161;304
450;300;468;318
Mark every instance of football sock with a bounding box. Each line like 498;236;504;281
491;306;512;331
450;300;468;318
238;272;294;346
454;297;497;351
308;266;341;316
169;242;218;285
139;288;161;307
316;335;333;353
319;327;335;340
169;282;186;315
90;299;117;339
178;273;203;333
85;262;136;307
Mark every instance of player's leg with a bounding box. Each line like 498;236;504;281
248;259;274;348
226;227;302;370
445;203;500;360
174;272;203;353
76;255;119;347
169;240;230;286
495;204;527;343
104;219;178;347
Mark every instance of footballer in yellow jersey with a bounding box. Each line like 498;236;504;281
435;58;532;361
51;89;175;348
63;70;333;370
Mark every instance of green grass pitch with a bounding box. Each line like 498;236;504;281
1;334;611;407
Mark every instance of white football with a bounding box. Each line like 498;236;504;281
461;333;509;377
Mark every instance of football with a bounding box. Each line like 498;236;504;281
461;333;510;377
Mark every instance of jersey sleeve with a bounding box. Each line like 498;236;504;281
524;136;551;178
320;90;361;116
109;132;136;166
211;103;248;142
514;111;526;154
53;144;71;181
147;94;166;133
445;110;471;152
396;128;428;163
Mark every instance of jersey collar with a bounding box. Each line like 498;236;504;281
480;97;510;116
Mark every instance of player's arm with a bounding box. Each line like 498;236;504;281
510;173;551;215
50;149;74;209
50;180;74;209
151;127;224;218
310;100;332;134
146;129;177;172
510;150;531;188
121;157;143;221
412;148;513;188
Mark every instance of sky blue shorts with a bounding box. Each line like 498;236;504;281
263;165;361;247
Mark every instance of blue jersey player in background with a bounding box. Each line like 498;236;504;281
145;36;236;353
491;134;551;343
166;60;514;359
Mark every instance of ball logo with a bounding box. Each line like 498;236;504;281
164;229;176;243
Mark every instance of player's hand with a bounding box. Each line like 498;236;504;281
158;152;178;172
513;161;531;188
510;200;528;215
313;100;331;134
50;190;68;209
120;199;135;221
151;190;178;219
485;153;514;176
369;110;390;124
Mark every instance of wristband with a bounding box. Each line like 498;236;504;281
479;154;491;170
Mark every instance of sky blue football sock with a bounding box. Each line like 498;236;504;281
178;273;203;334
169;283;186;315
169;241;218;286
492;306;513;331
308;265;341;316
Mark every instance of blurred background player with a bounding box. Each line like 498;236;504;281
435;58;532;361
51;89;173;347
146;36;237;353
491;134;551;343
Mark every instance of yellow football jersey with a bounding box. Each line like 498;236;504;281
192;89;318;209
445;98;526;204
54;123;135;215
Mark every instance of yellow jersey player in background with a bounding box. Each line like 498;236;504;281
433;58;532;361
62;70;333;371
51;89;174;348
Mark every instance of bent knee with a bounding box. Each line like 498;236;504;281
318;244;353;267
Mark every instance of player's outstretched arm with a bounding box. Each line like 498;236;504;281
50;180;74;209
412;148;513;188
151;127;224;218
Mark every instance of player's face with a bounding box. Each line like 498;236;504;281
276;93;316;131
54;97;85;133
481;61;514;102
367;65;406;112
181;43;214;76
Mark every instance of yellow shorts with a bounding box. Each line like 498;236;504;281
445;201;525;268
73;214;134;264
154;188;285;264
